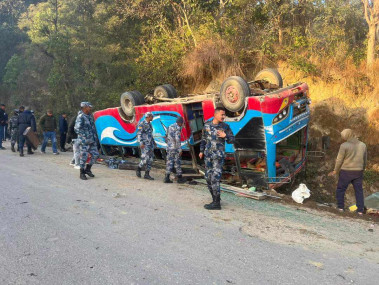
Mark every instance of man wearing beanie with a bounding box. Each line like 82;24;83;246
164;116;185;184
329;129;367;215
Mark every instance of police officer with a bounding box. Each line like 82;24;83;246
9;109;19;152
164;117;185;184
136;112;155;180
199;107;235;210
74;102;99;180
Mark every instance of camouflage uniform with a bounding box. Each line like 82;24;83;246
9;115;19;150
74;111;99;168
137;119;155;171
165;122;182;176
200;121;235;198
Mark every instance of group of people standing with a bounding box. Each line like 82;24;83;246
135;107;235;210
1;101;369;213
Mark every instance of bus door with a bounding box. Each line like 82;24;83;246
183;102;205;171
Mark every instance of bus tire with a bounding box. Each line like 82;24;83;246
254;68;283;88
219;76;250;112
120;91;144;116
131;90;145;105
154;84;177;99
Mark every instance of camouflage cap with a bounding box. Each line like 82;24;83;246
80;102;93;108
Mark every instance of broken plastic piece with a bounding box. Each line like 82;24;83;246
291;183;311;204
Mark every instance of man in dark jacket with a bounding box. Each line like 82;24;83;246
0;104;6;149
40;110;58;154
17;106;37;156
59;112;68;152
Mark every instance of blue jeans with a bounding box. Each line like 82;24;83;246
41;131;58;153
0;125;4;147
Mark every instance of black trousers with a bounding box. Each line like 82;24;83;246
336;170;364;212
60;132;66;149
19;135;32;153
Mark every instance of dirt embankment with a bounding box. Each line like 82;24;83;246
276;63;379;207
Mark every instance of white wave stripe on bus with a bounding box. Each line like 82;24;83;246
100;127;137;145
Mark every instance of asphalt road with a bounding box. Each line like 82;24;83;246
0;144;378;285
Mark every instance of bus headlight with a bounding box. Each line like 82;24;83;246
272;106;289;124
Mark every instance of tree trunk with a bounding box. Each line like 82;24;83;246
367;23;376;73
278;27;283;46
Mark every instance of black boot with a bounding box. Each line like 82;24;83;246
163;174;173;183
20;149;24;157
11;143;15;152
27;146;34;154
80;168;87;180
136;167;142;178
144;171;154;180
177;175;186;184
85;164;95;177
204;194;221;210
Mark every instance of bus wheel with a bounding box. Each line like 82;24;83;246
120;90;145;116
254;68;283;88
219;76;250;112
154;84;178;99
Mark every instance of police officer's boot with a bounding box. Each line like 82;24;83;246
163;174;173;183
177;175;186;184
204;194;221;210
144;171;154;180
85;164;95;177
11;143;15;152
80;168;87;180
136;167;142;178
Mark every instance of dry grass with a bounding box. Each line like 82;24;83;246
180;39;244;92
278;58;379;146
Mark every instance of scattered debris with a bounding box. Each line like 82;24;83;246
292;184;311;204
308;260;324;269
195;179;267;200
349;205;357;212
364;192;379;210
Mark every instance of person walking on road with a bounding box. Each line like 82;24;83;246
199;107;235;210
0;104;7;149
9;109;19;152
164;117;185;184
59;112;68;152
75;102;99;180
67;114;79;169
40;110;59;155
328;129;367;215
136;112;155;180
17;106;37;157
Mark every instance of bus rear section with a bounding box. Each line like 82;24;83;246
261;83;310;188
216;82;310;190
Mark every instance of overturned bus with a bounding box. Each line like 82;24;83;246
94;69;311;190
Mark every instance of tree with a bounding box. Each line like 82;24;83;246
362;0;379;72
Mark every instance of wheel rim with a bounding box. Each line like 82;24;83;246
123;98;133;113
225;86;239;104
156;90;165;98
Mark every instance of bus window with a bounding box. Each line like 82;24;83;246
276;128;306;175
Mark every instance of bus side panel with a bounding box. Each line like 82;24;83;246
95;104;191;150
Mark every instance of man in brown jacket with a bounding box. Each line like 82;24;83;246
328;129;367;215
39;110;59;154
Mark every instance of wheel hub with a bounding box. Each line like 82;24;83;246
225;86;239;103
